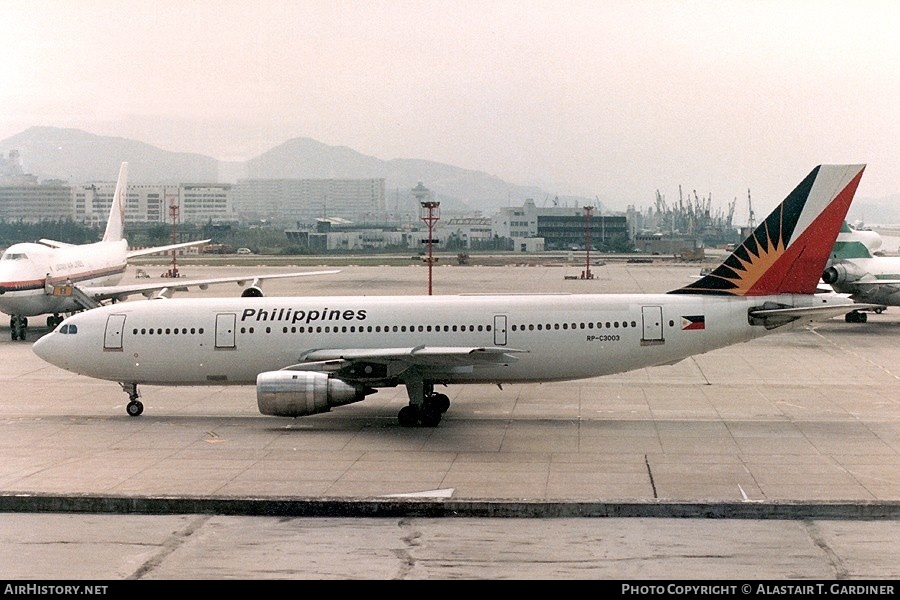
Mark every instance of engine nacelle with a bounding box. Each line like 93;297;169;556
822;262;866;285
241;286;264;297
257;371;371;417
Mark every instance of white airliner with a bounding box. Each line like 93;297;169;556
0;162;337;340
33;165;880;426
822;221;900;323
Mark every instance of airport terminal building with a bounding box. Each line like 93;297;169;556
492;198;628;250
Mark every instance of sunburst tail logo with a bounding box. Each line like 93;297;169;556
670;165;866;297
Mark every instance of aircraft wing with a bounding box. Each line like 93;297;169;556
74;270;341;304
126;239;212;259
38;239;76;248
283;345;528;380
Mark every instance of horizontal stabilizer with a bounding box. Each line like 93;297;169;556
748;302;886;329
852;278;900;286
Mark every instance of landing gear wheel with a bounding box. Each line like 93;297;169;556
398;405;419;427
121;383;143;416
127;400;144;417
419;406;443;427
845;311;868;323
14;317;27;341
431;393;451;413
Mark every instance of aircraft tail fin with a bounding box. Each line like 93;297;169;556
102;162;128;242
671;164;866;296
830;221;875;260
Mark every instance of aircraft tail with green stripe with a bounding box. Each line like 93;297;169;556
822;222;900;322
829;221;881;260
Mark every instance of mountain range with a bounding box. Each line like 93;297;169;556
0;126;593;216
1;126;897;223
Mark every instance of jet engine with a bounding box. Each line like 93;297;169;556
822;262;866;285
241;285;264;297
256;370;373;417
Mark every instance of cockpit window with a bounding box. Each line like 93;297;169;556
1;253;27;261
59;324;77;334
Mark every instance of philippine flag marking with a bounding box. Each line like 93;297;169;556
682;315;705;330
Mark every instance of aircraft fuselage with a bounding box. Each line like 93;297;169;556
828;256;900;307
34;292;823;386
0;240;128;317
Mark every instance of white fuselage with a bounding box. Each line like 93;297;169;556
33;292;826;387
829;256;900;307
0;240;128;317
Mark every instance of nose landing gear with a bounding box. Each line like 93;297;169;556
120;383;144;416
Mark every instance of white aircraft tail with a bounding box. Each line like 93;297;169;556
671;164;866;297
102;162;128;242
831;221;877;260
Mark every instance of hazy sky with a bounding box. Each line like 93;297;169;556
1;0;898;219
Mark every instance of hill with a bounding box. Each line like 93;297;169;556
0;127;589;214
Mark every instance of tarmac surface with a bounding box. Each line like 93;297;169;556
0;259;898;580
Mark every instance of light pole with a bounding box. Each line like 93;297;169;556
583;205;593;280
168;194;180;278
413;182;439;295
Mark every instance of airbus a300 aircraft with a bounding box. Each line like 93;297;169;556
0;162;337;340
822;221;900;323
33;165;880;426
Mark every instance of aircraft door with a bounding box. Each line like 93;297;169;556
103;314;127;350
493;315;507;346
215;313;237;349
641;305;664;345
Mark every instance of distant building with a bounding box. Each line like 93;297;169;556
0;150;34;185
0;182;72;222
180;183;236;223
436;217;493;249
511;237;545;252
493;198;628;250
286;218;416;251
233;178;386;225
1;179;237;226
632;232;702;255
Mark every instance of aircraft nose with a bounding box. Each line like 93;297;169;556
32;332;65;367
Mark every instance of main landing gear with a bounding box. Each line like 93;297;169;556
9;314;65;341
398;381;451;427
9;315;27;341
845;310;868;323
120;383;144;416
